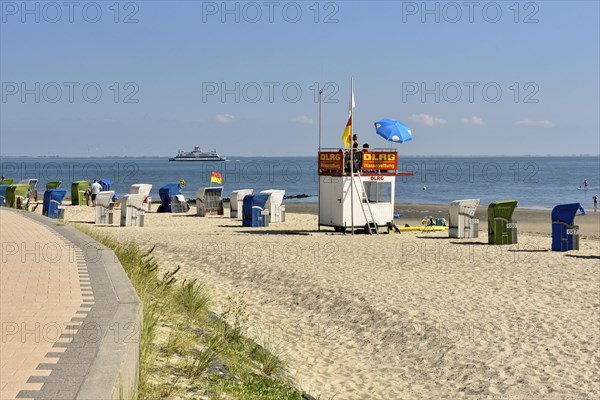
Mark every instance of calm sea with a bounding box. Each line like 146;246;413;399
1;156;598;209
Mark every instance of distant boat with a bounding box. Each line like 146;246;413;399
169;145;226;161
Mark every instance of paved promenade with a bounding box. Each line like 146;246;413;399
0;209;141;400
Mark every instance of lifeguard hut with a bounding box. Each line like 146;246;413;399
318;148;411;234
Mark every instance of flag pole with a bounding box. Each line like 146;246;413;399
350;77;354;235
318;88;323;150
318;87;323;231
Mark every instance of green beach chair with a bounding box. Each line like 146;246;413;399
6;184;30;209
71;180;90;205
0;178;14;185
488;200;518;244
46;180;62;190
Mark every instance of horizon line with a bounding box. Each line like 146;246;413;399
1;154;599;159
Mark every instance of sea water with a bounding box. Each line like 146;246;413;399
1;156;598;209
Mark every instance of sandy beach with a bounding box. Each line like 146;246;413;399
38;203;600;399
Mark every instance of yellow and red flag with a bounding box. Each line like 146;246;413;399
341;83;355;147
342;115;352;147
211;171;222;184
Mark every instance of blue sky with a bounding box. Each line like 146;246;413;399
1;0;599;156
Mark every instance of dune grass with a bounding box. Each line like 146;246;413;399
77;227;312;399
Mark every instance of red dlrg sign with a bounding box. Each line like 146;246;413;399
318;151;343;171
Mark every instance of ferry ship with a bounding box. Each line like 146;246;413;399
169;145;227;161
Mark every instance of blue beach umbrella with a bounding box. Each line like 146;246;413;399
374;118;413;143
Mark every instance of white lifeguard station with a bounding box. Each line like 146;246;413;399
259;189;285;223
95;191;115;225
318;149;412;234
129;184;152;211
448;199;480;238
196;187;224;216
120;194;146;227
230;189;253;219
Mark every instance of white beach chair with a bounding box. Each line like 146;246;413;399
19;179;39;202
260;189;286;223
95;191;115;225
171;194;189;213
129;184;152;211
120;194;146;227
230;189;253;219
449;199;480;238
196;187;224;217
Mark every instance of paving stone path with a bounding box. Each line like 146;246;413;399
0;209;140;400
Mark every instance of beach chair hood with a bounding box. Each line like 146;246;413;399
159;184;180;205
130;184;152;197
551;203;584;225
449;199;480;226
96;191;115;207
488;200;518;221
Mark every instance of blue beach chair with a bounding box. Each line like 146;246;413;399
551;203;585;251
157;183;180;213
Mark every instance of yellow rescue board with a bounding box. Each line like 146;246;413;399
398;226;449;232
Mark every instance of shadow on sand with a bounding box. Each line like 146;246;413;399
566;254;600;260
